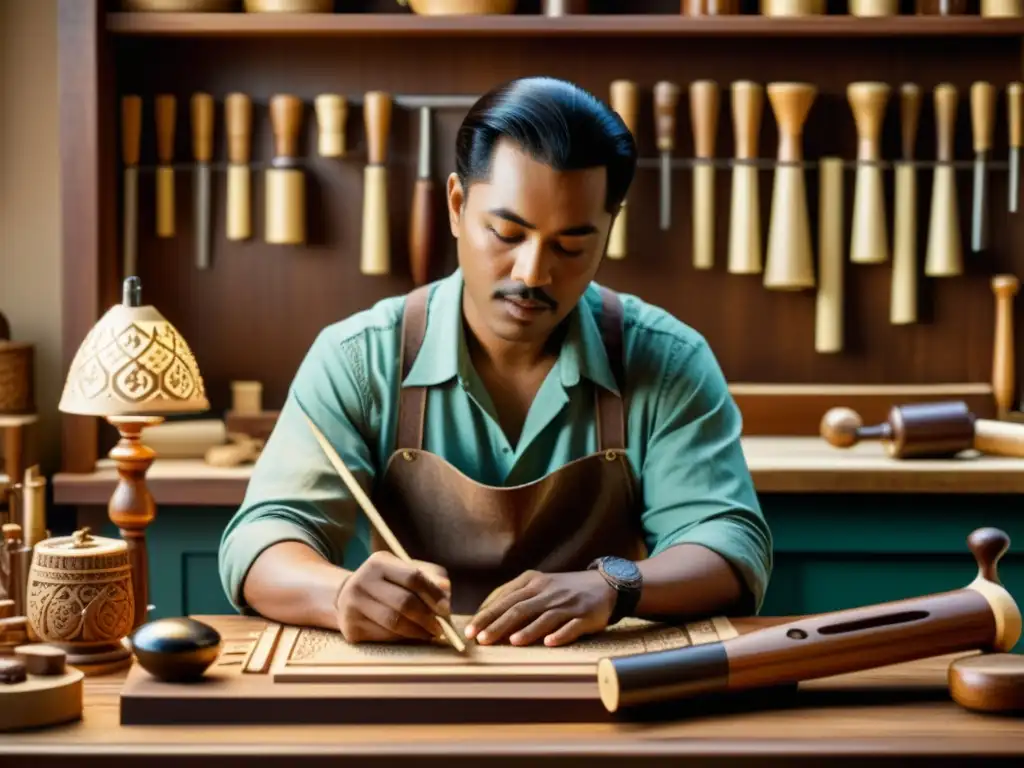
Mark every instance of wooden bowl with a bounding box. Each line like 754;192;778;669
408;0;517;13
244;0;334;10
122;0;240;10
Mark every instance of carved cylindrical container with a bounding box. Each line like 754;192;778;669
0;340;35;415
27;530;134;665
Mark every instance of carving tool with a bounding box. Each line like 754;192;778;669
607;80;638;260
891;83;921;325
1008;82;1022;213
925;84;962;278
816;157;843;354
409;106;434;287
690;80;720;270
121;95;141;279
225;93;252;241
653;81;680;232
764;82;816;290
265;94;305;245
847;82;890;264
991;275;1019;418
597;527;1021;712
362;91;392;276
727;80;763;275
300;410;468;654
971;81;995;253
191;92;214;270
154;94;176;238
315;94;347;158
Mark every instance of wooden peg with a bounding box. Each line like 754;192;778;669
690;80;720;270
764;82;817;290
315;94;347;158
925;83;962;277
121;95;142;280
991;275;1019;418
891;83;921;325
361;91;392;276
607;80;638;260
847;82;890;265
727;80;764;275
225;92;252;241
154;94;176;238
265;94;305;245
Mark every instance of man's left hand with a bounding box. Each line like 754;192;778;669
465;569;618;647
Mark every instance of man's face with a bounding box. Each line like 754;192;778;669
447;140;614;344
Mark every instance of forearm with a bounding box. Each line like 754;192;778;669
635;543;746;620
242;541;352;629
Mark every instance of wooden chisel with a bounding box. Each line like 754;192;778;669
690;80;720;270
924;84;962;278
155;94;176;238
654;81;680;232
848;82;890;264
191;92;214;269
225;93;252;241
1007;82;1021;213
121;95;141;279
727;81;763;275
361;91;392;275
409;106;434;287
315;94;347;158
607;80;638;260
891;83;921;325
970;81;995;253
265;94;306;245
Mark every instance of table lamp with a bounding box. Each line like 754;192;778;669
58;276;208;629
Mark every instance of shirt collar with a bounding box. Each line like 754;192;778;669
402;272;621;397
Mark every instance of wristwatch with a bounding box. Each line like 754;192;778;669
587;556;643;625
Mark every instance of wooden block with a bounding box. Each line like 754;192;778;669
0;666;84;732
225;410;279;442
15;645;66;676
0;616;26;633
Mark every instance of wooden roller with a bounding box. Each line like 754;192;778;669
891;83;921;325
690;80;720;270
925;84;962;278
764;82;816;290
606;80;638;260
820;399;1024;459
848;82;890;265
815;157;843;353
597;527;1021;713
265;94;305;245
225;93;252;241
154;94;176;238
727;81;763;275
361;91;392;276
991;275;1020;418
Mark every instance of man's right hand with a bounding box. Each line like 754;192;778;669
334;551;451;643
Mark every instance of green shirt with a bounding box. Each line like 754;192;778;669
218;269;773;615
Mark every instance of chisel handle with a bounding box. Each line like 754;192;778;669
900;83;921;161
925;84;962;277
409;178;434;287
155;94;176;238
848;82;890;265
121;95;141;279
607;80;638;260
191;92;214;164
691;80;720;270
315;94;347;158
226;93;252;241
1009;82;1023;150
972;82;996;153
362;92;392;275
727;81;764;275
654;81;680;153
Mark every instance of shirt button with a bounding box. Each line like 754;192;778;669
502;447;511;454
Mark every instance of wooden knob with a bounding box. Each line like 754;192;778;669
820;407;863;448
154;94;176;164
610;80;639;136
269;94;303;160
191;92;214;163
848;82;890;161
690;80;720;159
364;91;392;166
934;83;958;162
1008;82;1023;149
967;527;1010;585
731;80;763;161
653;81;681;153
992;273;1020;299
767;82;817;162
121;95;142;166
900;83;922;160
971;81;996;153
225;92;252;164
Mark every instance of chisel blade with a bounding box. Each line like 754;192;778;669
1010;147;1020;214
195;162;211;269
971;152;989;253
659;151;671;231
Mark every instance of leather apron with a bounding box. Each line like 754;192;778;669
370;284;646;614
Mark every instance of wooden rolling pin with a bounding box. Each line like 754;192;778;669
607;80;638;260
155;94;176;238
891;83;921;325
225;93;252;241
597;527;1021;713
691;80;720;270
315;94;347;157
361;91;392;276
141;419;228;459
815;157;843;354
991;275;1020;418
727;80;763;275
820;400;1024;459
121;95;141;279
409;105;434;287
654;81;680;232
848;82;890;265
265;94;305;245
191;92;214;270
925;84;962;277
763;82;816;290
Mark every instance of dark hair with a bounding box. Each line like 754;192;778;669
454;77;637;215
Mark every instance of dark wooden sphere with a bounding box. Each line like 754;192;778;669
820;407;862;448
130;617;223;683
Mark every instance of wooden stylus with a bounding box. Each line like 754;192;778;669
301;411;467;654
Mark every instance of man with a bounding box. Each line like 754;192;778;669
219;76;772;649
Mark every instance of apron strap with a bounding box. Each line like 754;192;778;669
595;286;626;452
396;285;431;451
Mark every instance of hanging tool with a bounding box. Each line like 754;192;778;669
970;81;995;253
315;94;347;157
191;92;214;270
155;94;176;238
607;80;638;260
925;83;962;278
891;83;921;325
409;106;434;287
225;92;252;241
265;94;305;245
1008;82;1022;213
847;82;890;264
362;91;392;275
690;80;720;270
653;81;680;232
727;80;763;275
121;95;141;279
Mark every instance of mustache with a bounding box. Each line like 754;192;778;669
492;284;558;311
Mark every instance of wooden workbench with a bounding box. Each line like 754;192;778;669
3;615;1023;766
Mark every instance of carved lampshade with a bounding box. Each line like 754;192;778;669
59;276;208;631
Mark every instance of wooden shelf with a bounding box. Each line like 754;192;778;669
105;13;1024;39
51;438;1024;508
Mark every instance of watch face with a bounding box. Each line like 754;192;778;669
602;557;642;588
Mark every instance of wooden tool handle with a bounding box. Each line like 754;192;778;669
364;91;392;166
609;80;639;136
767;82;816;162
155;94;176;164
690;80;720;159
891;162;918;324
315;94;347;158
971;81;996;153
731;80;763;161
816;157;843;353
991;275;1020;416
121;95;142;166
935;83;958;162
270;94;303;160
409;178;434;287
191;92;214;163
847;82;890;160
225;92;252;164
653;81;680;153
1009;82;1023;149
974;418;1024;457
900;83;922;161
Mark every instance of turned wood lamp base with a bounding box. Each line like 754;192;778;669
106;414;163;632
